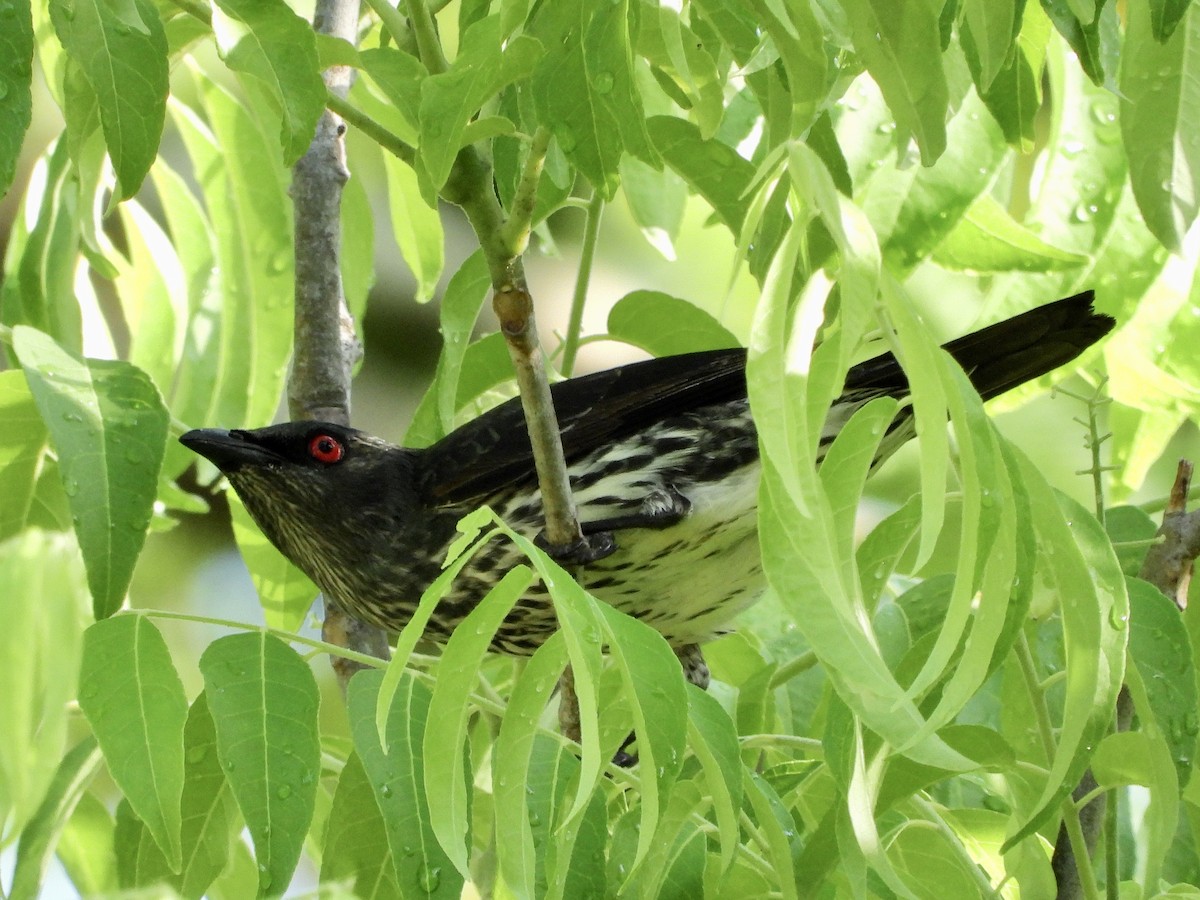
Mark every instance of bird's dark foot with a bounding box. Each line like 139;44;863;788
536;530;617;564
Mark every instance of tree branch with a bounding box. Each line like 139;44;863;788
289;0;390;687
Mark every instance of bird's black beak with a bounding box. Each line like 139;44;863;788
180;429;280;472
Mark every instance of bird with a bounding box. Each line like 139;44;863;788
181;291;1114;695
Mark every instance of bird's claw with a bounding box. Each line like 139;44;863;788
535;530;617;564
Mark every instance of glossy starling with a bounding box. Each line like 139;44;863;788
181;292;1113;687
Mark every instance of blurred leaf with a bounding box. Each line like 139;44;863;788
637;2;724;137
188;81;294;428
341;164;375;326
619;155;687;259
48;0;168;198
0;0;32;196
841;0;948;164
200;632;321;896
888;816;988;897
0;531;89;844
606;290;740;356
9;738;103;900
1119;0;1200;250
79;616;186;869
15;327;169;618
228;493;319;632
747;0;826;138
383;153;444;303
934;194;1090;272
211;0;326;164
532;0;658;198
349;669;464;900
57;792;116;896
0;371;47;541
1152;0;1194;41
321;751;400;898
1;139;84;352
359;47;426;145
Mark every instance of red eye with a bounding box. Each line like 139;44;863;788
308;434;345;464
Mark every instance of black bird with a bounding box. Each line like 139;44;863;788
181;292;1113;690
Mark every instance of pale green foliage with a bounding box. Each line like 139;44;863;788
2;0;1200;897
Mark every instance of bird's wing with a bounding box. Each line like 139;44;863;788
417;348;748;505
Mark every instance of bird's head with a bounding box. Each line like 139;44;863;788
180;422;422;589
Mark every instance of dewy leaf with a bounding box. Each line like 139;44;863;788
349;669;464;900
14;327;169;618
228;494;319;633
211;0;326;165
532;0;658;198
0;531;89;845
607;290;740;356
321;751;399;897
1119;0;1200;251
200;632;321;897
839;0;948;164
48;0;168;199
0;0;33;197
79;616;187;870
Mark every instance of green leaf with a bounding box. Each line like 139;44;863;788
1127;578;1196;786
532;0;658;198
321;751;399;898
57;792;117;896
113;798;174;889
228;493;319;632
359;47;426;145
200;632;321;897
933;194;1090;272
0;0;33;196
9;738;103;900
79;616;187;869
1003;460;1128;849
0;371;48;541
492;635;569;899
425;566;532;877
619;155;687;258
1120;0;1200;250
14;327;169;618
176;693;238;899
840;0;948;164
685;685;743;876
383;152;444;303
349;669;464;900
972;2;1050;151
647;116;754;234
1152;0;1193;40
888;816;989;897
636;2;725;137
1041;0;1118;86
0;531;89;844
418;16;541;192
48;0;168;198
606;290;740;356
961;0;1021;90
1106;504;1159;576
210;0;325;165
744;772;799;900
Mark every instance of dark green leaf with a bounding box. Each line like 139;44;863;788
647;116;754;233
1152;0;1194;40
1040;0;1118;86
0;0;32;196
200;633;321;896
359;47;426;145
48;0;168;198
349;669;464;900
15;327;168;617
321;751;400;899
685;685;742;875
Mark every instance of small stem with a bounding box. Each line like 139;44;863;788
738;734;824;755
404;0;449;74
1104;785;1119;899
361;0;412;50
560;191;605;377
326;93;415;164
164;0;210;23
767;650;818;689
499;126;553;257
1061;806;1102;900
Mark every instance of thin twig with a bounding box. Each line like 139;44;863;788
561;191;605;377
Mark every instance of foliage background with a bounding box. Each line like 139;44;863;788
3;0;1200;898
